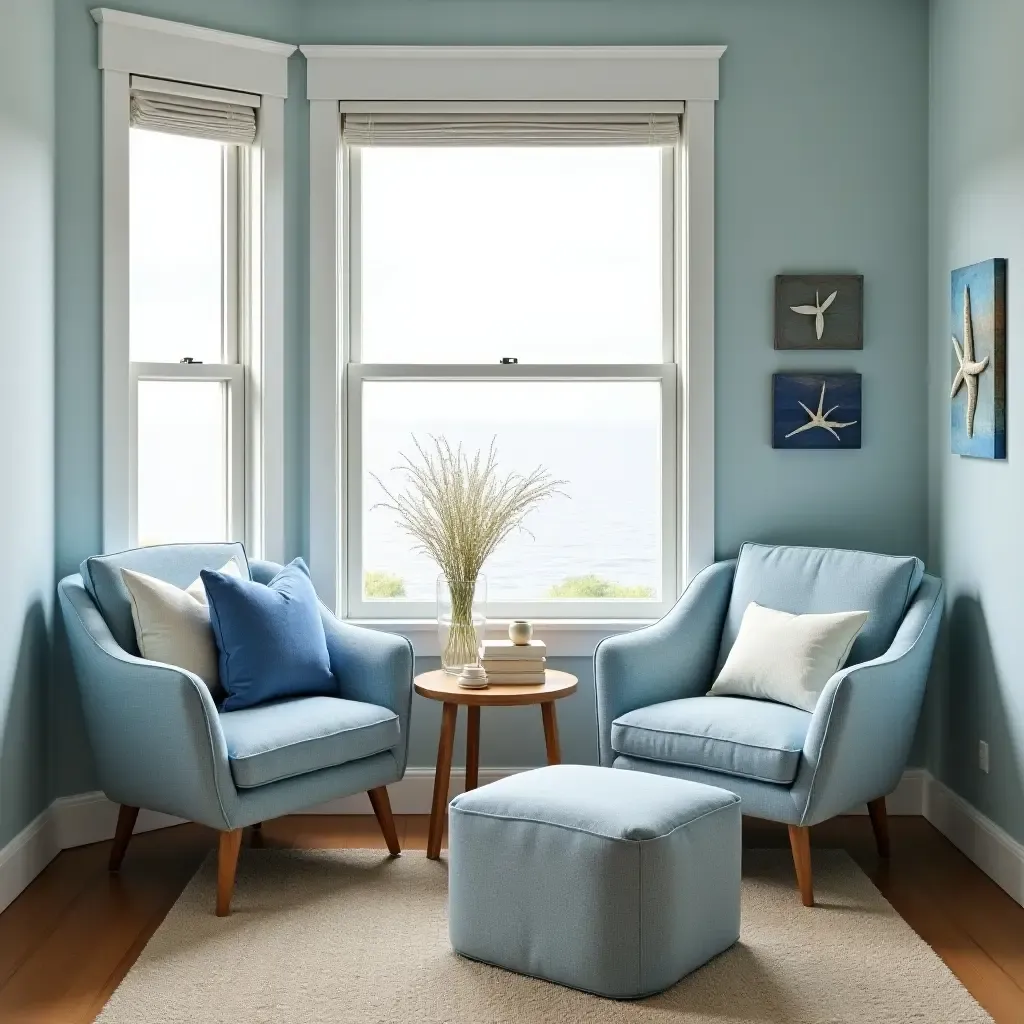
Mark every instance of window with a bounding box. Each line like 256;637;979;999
127;85;253;547
96;14;292;560
341;117;681;619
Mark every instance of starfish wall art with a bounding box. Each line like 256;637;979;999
775;274;864;350
950;259;1006;460
772;374;862;449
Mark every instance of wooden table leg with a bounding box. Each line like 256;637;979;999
541;701;561;764
465;705;480;792
427;702;458;860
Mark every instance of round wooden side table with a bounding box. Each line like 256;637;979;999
414;668;578;859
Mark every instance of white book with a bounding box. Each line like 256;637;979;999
479;639;547;660
482;658;547;673
484;673;546;685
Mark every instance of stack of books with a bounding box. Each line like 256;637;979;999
480;639;547;684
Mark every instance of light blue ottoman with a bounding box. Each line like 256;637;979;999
448;764;741;999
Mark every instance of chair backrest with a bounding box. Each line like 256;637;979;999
717;542;924;669
79;542;250;655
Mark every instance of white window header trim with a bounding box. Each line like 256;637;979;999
301;45;726;104
91;8;296;98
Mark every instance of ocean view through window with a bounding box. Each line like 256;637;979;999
342;123;681;619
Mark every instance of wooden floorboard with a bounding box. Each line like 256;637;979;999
0;814;1020;1022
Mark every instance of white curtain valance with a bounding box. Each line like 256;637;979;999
341;113;681;147
130;78;258;145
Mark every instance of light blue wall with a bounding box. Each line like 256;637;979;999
302;0;931;562
927;0;1024;843
52;0;930;793
51;0;296;796
0;0;55;847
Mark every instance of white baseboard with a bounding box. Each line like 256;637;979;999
848;768;927;817
314;766;930;816
306;767;520;814
922;775;1024;908
0;808;59;917
50;792;186;850
0;794;188;916
3;766;1021;917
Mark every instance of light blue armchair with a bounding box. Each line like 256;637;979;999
58;543;413;915
595;543;943;906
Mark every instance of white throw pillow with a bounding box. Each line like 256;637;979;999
120;559;243;699
709;602;869;712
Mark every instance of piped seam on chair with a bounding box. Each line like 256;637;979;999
612;749;797;786
798;582;942;826
229;741;399;788
448;798;739;844
636;837;644;995
612;721;805;754
226;714;399;760
59;584;236;829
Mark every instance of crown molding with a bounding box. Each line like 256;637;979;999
91;8;296;98
300;44;727;105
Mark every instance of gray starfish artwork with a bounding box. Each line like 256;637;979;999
775;275;863;350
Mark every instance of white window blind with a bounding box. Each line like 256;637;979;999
129;76;259;145
341;113;681;147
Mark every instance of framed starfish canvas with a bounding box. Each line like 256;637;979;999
772;373;861;449
950;259;1006;459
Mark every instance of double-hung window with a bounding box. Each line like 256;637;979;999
127;80;255;547
340;114;682;620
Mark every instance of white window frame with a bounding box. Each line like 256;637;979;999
93;8;294;559
305;45;724;653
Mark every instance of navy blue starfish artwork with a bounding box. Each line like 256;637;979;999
772;374;861;450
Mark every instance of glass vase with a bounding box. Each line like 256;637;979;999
437;575;487;675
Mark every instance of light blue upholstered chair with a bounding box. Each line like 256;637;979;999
595;543;943;907
57;543;413;915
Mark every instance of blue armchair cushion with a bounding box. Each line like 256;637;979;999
611;695;811;785
202;557;336;712
718;543;923;669
80;542;250;655
219;696;400;788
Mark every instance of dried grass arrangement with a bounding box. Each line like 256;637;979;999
373;437;564;670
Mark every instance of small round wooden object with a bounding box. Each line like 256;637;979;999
415;669;578;860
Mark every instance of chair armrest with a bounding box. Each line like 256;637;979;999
318;608;415;776
594;560;735;766
795;574;944;824
57;576;238;829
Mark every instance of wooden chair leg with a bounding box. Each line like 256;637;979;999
109;805;139;872
867;796;890;858
216;828;243;917
788;824;814;907
368;786;401;856
427;702;458;860
541;701;562;764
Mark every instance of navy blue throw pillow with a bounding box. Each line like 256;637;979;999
202;558;336;712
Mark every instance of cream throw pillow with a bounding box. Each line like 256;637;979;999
120;560;242;699
709;602;869;712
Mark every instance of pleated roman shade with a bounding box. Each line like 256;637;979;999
129;76;259;145
341;113;681;147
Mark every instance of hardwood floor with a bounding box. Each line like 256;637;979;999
0;814;1020;1022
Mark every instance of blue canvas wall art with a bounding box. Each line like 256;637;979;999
950;259;1006;459
772;373;861;449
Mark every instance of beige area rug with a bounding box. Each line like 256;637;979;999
97;848;992;1023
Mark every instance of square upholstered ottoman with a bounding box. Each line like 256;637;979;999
448;764;740;999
